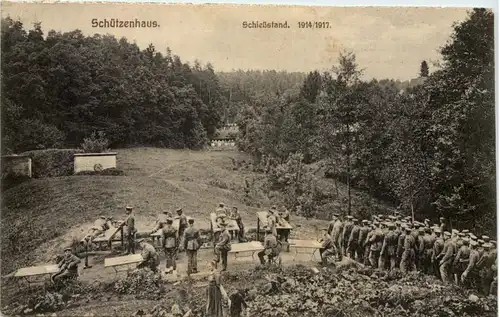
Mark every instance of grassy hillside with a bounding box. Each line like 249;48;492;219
1;147;387;276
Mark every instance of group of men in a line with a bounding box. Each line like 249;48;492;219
319;213;497;295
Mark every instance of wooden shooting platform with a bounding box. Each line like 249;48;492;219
228;241;264;260
104;254;143;276
288;239;322;261
256;211;293;241
13;264;61;289
14;264;60;278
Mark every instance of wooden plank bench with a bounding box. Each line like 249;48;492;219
228;241;264;260
13;264;61;289
104;254;143;277
288;239;323;261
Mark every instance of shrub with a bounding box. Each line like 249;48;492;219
75;168;125;176
80;131;110;153
21;149;83;178
113;268;165;299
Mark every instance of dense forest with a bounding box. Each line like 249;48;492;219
235;8;495;233
1;17;226;152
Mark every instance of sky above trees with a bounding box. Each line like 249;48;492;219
1;4;470;80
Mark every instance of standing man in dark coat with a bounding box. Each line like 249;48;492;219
124;206;136;254
183;218;201;275
213;220;231;271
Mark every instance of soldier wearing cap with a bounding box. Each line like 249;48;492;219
319;228;335;266
357;220;370;264
396;222;407;268
151;210;173;245
421;226;435;274
438;231;456;283
89;216;111;240
415;227;426;271
461;240;480;287
258;227;279;265
213;219;231;271
123;206;137;254
266;208;278;237
151;210;173;234
183;218;202;274
431;228;445;279
400;226;416;273
477;242;496;295
175;208;188;243
368;221;384;269
162;218;178;273
380;222;398;271
477;240;485;259
341;215;354;256
52;247;81;283
137;239;160;273
329;214;343;261
453;237;470;285
347;218;361;259
482;235;490;243
230;206;246;242
216;202;227;215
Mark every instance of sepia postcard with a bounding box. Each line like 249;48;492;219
0;3;496;317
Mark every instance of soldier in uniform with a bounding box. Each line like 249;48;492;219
368;221;384;268
230;206;246;242
347;218;360;259
439;231;456;283
124;206;136;254
51;247;81;283
258;228;279;265
381;222;398;271
280;205;291;223
357;220;370;263
422;227;435;274
151;210;172;244
89;216;111;239
477;242;495;295
329;214;343;260
137;239;160;273
162;218;178;273
416;227;426;271
400;226;416;273
453;237;470;285
364;221;377;266
396;221;406;268
213;220;231;271
266;209;278;237
319;228;335;266
461;240;480;289
431;228;445;279
341;215;354;256
183;218;201;274
175;208;188;247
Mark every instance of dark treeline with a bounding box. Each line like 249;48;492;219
217;70;307;123
234;9;495;234
1;17;226;153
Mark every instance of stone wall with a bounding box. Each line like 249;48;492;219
1;155;32;178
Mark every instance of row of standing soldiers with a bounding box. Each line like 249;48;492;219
321;213;497;295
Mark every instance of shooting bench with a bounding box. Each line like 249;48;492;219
228;241;264;260
256;211;293;242
13;264;60;290
288;239;322;261
104;254;143;277
210;212;240;242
